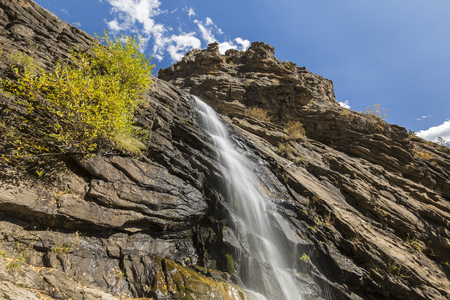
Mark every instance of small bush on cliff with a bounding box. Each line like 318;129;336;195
277;142;293;156
244;106;271;122
294;155;306;165
285;121;305;140
282;60;292;70
405;233;421;252
413;150;434;161
364;104;389;121
436;137;449;147
2;31;154;156
408;130;418;138
300;253;310;262
7;51;43;75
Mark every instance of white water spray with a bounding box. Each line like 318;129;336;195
194;96;303;300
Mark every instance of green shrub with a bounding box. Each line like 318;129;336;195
408;130;417;138
294;155;306;165
413;150;434;161
8;51;43;75
365;104;389;121
282;60;292;69
436;137;449;147
285;121;305;140
405;233;421;252
6;249;27;271
311;195;320;204
245;106;271;122
2;31;154;156
340;109;356;122
300;253;310;262
243;79;254;87
277;142;293;156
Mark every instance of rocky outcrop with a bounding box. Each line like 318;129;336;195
0;0;95;72
159;42;338;121
159;42;450;299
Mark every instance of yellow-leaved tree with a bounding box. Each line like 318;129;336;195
3;31;154;156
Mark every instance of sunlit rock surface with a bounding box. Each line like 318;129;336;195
159;42;450;299
0;0;449;299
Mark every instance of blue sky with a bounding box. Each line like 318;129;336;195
34;0;450;142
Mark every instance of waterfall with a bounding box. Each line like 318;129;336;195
194;96;304;300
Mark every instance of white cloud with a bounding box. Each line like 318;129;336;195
235;38;250;50
170;8;178;14
205;17;213;26
218;41;236;54
194;18;250;54
166;32;202;61
187;7;195;17
103;0;249;61
61;8;69;16
339;100;351;109
195;20;216;44
417;114;433;121
72;21;82;27
105;18;121;31
416;120;450;142
104;0;187;61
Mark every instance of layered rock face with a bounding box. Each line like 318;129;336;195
0;1;251;299
0;1;449;300
159;43;450;299
159;42;337;121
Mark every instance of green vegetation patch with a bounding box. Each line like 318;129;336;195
244;106;271;122
224;253;235;274
285;121;305;140
2;31;154;157
277;142;293;156
300;253;310;262
364;104;389;121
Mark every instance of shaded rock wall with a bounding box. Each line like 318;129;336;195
0;1;253;299
0;0;95;71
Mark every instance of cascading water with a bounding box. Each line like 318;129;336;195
194;96;305;300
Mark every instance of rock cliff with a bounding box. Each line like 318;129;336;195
0;1;251;299
0;1;449;300
159;42;450;299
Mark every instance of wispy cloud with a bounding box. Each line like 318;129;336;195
339;100;351;109
194;18;250;54
72;21;82;27
187;7;195;17
417;114;433;121
416;119;450;142
103;0;250;61
194;19;215;44
104;0;197;61
61;8;69;16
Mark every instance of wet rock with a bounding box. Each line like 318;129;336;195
159;40;450;300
